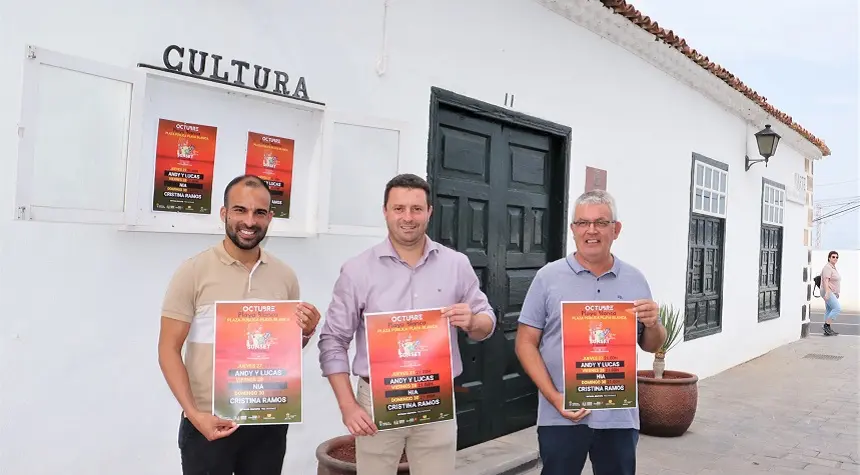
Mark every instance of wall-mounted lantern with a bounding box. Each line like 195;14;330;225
745;124;782;171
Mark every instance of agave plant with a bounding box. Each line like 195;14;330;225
652;303;683;379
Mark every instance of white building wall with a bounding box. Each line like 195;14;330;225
811;250;859;313
0;1;818;474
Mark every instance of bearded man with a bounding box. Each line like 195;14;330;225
157;174;321;474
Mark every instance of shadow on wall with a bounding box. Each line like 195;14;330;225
810;249;859;314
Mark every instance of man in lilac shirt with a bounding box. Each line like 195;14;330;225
318;173;496;475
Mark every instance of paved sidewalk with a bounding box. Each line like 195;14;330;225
522;334;860;474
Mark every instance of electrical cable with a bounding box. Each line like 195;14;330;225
815;179;859;187
815;195;860;205
815;200;859;221
815;203;857;222
814;203;860;223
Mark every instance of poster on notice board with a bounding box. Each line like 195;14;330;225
151;118;218;214
244;131;295;219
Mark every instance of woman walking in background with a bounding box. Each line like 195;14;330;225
821;251;842;336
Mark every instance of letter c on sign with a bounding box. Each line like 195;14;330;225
163;45;184;71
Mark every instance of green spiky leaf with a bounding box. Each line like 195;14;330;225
659;303;684;355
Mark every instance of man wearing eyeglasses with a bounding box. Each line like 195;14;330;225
514;189;667;475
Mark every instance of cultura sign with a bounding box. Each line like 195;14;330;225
143;44;314;103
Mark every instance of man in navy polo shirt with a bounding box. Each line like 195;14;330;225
515;190;667;475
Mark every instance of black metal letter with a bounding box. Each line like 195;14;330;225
231;60;250;86
273;71;290;95
163;45;184;71
209;55;229;82
188;49;209;76
292;77;309;100
253;65;271;90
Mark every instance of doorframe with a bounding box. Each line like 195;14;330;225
426;86;573;255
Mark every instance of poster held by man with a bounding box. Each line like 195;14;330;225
213;300;304;425
364;307;456;431
560;300;638;411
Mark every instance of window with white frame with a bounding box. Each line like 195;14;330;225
692;160;728;217
758;179;785;322
762;183;785;226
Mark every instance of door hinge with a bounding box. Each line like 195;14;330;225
16;206;28;220
26;45;36;60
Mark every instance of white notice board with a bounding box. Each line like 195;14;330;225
123;71;324;237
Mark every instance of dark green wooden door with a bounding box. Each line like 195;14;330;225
684;215;725;339
427;101;565;448
757;225;782;321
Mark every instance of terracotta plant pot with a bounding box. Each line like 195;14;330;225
316;435;410;475
637;369;698;437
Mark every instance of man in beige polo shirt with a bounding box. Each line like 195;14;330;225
158;174;321;475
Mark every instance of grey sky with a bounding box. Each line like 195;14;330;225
628;0;859;250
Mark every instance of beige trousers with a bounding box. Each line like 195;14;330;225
354;377;457;475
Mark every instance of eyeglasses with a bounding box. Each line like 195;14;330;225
572;220;616;229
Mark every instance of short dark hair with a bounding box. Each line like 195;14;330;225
384;173;431;207
223;174;271;207
828;251;839;259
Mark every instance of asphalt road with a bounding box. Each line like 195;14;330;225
810;309;860;336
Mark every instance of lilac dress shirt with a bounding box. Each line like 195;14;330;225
317;236;496;379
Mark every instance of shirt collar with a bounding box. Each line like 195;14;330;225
374;235;440;263
214;240;269;266
567;252;621;277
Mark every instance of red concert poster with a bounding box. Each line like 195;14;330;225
560;301;638;411
364;308;455;431
244;131;295;219
212;300;303;425
151;118;218;214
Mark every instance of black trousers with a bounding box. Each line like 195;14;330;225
178;416;289;475
537;425;638;475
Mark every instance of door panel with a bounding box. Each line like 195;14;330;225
492;125;552;436
758;225;782;321
431;108;501;448
684;214;724;339
429;105;563;448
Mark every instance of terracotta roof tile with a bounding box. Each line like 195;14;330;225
600;0;831;156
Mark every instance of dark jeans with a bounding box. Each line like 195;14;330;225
537;425;638;475
178;415;289;475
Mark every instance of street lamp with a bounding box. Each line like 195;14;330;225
745;124;782;171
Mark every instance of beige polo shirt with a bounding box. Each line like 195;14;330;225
161;241;300;413
821;264;841;295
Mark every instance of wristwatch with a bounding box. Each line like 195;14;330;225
302;327;316;340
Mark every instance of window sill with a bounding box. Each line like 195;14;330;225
758;312;781;323
684;326;722;341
